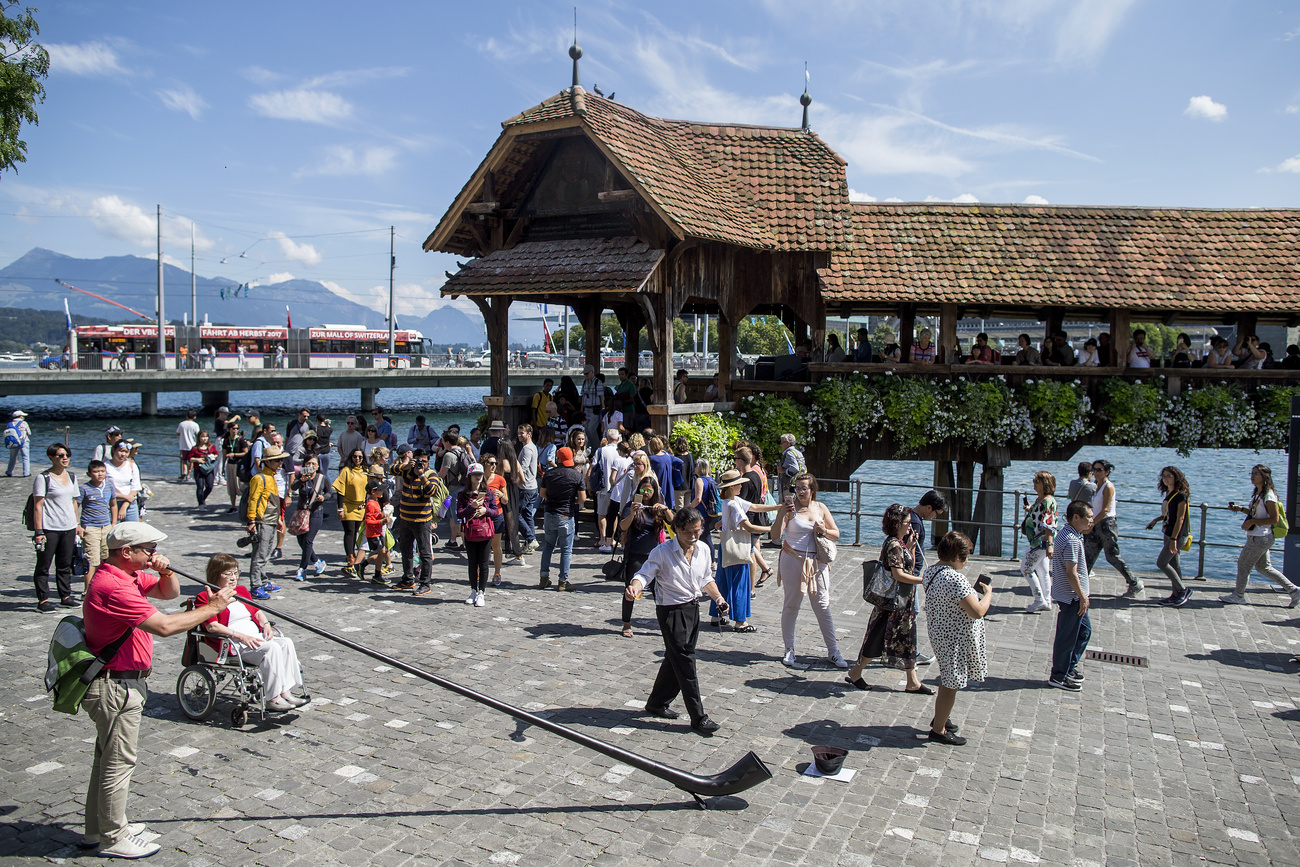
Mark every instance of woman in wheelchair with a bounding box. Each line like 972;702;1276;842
194;553;307;712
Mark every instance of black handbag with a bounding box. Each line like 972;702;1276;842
862;557;902;611
601;538;625;581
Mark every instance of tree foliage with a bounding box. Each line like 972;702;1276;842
0;2;48;175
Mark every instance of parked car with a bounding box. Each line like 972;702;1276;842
463;351;491;368
523;351;565;369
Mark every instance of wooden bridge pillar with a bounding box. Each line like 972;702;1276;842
938;303;958;363
1109;308;1130;367
717;313;735;401
975;446;1010;557
575;301;602;370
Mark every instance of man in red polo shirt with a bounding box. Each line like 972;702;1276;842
81;523;234;859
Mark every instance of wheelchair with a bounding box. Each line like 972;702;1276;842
175;599;309;727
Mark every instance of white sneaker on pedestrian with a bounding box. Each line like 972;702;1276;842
828;652;850;669
1289;588;1300;609
525;540;540;554
474;592;486;607
598;544;613;554
782;650;796;667
507;557;527;567
1220;593;1247;605
99;832;161;859
465;592;477;605
1026;598;1051;613
81;823;146;848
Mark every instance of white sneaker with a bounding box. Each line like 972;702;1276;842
507;557;527;567
466;592;478;605
525;540;540;553
1289;588;1300;609
781;650;796;667
598;544;613;554
1026;599;1051;613
314;559;326;575
82;823;146;848
828;652;850;669
474;592;486;607
99;832;161;859
1220;593;1247;605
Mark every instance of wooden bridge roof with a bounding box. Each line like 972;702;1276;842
440;237;664;297
818;203;1300;317
425;87;853;257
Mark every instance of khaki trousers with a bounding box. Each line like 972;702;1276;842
83;677;147;846
82;524;110;575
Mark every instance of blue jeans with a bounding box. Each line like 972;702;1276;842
539;511;574;583
518;487;539;544
6;443;29;476
1050;599;1092;681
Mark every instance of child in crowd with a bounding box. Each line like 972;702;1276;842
357;481;389;586
77;459;116;576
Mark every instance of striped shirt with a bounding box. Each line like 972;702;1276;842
77;479;116;527
398;466;445;522
1050;524;1088;603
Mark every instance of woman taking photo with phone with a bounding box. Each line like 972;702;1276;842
333;449;369;577
1220;464;1300;608
771;472;847;669
1146;466;1191;607
291;455;330;582
616;452;668;637
921;532;991;746
456;463;500;607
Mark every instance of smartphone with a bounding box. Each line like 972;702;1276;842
633;493;644;505
975;573;992;589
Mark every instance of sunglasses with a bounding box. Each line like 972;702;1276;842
132;545;157;553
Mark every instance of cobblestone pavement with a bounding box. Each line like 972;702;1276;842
2;476;1299;866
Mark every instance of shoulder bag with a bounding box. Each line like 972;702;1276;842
862;556;902;611
601;537;625;581
815;533;837;565
720;523;752;568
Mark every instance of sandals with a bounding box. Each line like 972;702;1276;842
845;676;873;691
754;569;772;589
733;623;758;633
621;625;634;638
905;685;935;696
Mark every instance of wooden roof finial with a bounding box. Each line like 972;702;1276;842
801;62;812;132
570;8;582;90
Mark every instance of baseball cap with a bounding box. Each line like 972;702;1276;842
105;425;123;435
107;523;168;549
467;462;485;475
11;410;26;418
217;406;229;413
556;447;574;467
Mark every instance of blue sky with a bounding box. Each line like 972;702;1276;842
2;0;1297;324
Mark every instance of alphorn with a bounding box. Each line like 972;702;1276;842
172;568;772;806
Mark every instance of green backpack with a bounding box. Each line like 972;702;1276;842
44;616;136;715
1275;502;1290;540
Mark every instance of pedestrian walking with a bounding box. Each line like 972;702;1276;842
105;440;141;523
1019;471;1058;612
80;523;235;859
712;468;766;633
617;469;671;637
1085;459;1142;597
31;443;80;611
515;424;540;554
777;433;806;501
397;448;445;595
1067;461;1095;505
846;504;926;689
333;449;369;576
5;409;31;476
246;445;287;599
1147;466;1192;606
185;430;219;507
922;531;991;746
290;455;330;582
1048;500;1095;692
223;423;248;513
538;446;585;591
176;409;200;481
1220;464;1300;608
457;464;499;606
627;506;727;735
773;472;848;669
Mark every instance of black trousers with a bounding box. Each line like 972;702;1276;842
648;601;706;723
34;528;76;602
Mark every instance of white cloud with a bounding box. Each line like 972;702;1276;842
248;90;353;124
1185;95;1227;122
296;145;398;177
848;188;877;202
157;85;207;120
304;67;411;89
269;232;322;266
952;193;980;203
1286;105;1298;114
1023;194;1050;205
46;42;126;76
882;197;904;203
1055;0;1139;65
1271;155;1300;173
86;195;155;247
829;114;974;177
267;272;295;284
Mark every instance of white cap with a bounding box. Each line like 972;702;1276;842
107;523;168;549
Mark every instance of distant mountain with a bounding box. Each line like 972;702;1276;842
403;305;485;346
0;247;385;328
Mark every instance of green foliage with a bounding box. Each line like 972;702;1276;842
806;373;880;462
871;322;896;348
0;306;117;348
727;392;806;462
877;373;944;456
1019;379;1093;449
0;2;48;174
671;413;743;473
951;377;1033;450
1098;378;1169;446
1254;385;1300;451
1131;322;1178;358
672;317;718;354
736;316;792;356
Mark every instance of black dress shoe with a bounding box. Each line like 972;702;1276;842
927;729;967;746
690;716;720;735
644;704;679;719
930;717;959;734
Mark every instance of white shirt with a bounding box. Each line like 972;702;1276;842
1091;480;1117;520
1247;490;1279;538
177;419;200;451
608;454;634;503
633;536;714;606
104;459;140;497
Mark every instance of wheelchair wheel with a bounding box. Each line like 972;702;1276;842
176;665;218;720
230;706;248;727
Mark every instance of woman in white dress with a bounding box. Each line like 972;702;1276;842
196;553;307;712
922;531;994;746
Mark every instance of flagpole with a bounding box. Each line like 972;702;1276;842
157;205;165;370
65;299;76;370
190;221;197;326
387;226;396;360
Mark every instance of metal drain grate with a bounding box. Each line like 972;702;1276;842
1084;650;1148;668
